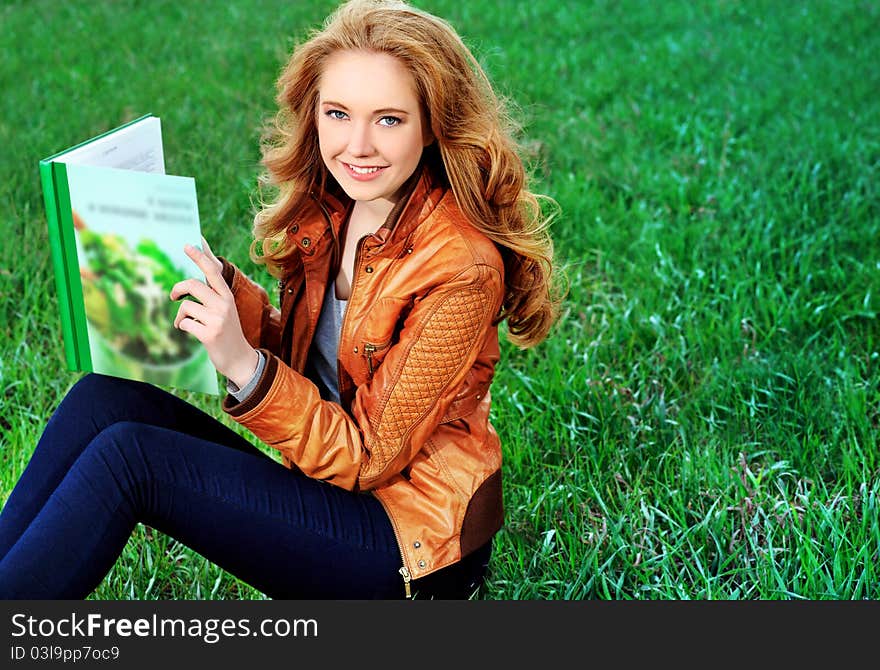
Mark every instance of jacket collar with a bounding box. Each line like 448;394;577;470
307;161;446;255
372;163;441;250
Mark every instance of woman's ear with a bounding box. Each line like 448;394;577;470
421;109;435;147
422;124;435;147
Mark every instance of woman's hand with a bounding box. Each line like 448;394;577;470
170;237;259;387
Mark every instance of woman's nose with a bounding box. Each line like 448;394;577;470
346;121;374;157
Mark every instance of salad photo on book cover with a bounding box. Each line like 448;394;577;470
68;165;218;393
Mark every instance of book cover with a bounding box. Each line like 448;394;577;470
40;116;220;395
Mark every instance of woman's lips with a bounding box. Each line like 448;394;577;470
342;161;388;182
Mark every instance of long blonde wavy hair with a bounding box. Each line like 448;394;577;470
253;0;563;347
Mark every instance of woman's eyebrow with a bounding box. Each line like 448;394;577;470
373;107;410;116
320;100;411;115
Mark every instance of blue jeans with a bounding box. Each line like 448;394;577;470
0;374;491;599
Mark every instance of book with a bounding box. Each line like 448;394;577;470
39;114;220;395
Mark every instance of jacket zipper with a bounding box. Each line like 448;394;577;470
327;211;412;598
337;234;369;395
374;491;413;599
363;341;391;376
400;565;412;599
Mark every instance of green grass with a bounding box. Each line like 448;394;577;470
1;0;878;599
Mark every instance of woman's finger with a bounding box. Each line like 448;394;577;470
175;313;208;341
201;236;224;275
185;243;228;294
169;277;221;307
201;236;219;260
173;297;211;331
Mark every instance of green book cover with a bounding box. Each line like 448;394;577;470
39;157;78;370
39;116;220;395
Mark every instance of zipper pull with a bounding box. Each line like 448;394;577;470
399;566;412;599
364;343;377;375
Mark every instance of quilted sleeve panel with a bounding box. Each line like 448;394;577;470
352;264;502;488
369;290;488;464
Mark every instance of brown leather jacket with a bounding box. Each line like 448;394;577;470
218;165;505;590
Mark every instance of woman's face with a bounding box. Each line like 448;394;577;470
317;50;432;218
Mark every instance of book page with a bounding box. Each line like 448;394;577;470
56;116;166;174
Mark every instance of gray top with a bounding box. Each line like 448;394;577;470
227;280;346;404
226;349;266;400
303;280;348;404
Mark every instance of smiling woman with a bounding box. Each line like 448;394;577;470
317;50;435;298
0;0;562;600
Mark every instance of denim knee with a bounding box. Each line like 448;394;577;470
75;422;154;497
67;373;150;404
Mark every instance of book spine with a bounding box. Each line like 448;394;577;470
53;162;93;372
39;159;79;371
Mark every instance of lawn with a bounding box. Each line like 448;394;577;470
1;0;878;599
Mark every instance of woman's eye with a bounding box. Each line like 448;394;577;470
326;109;347;120
378;116;402;127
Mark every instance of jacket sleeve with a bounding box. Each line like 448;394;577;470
219;256;282;354
221;262;503;491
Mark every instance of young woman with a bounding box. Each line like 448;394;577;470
0;0;560;599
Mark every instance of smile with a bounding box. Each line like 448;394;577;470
342;162;388;181
349;164;381;174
